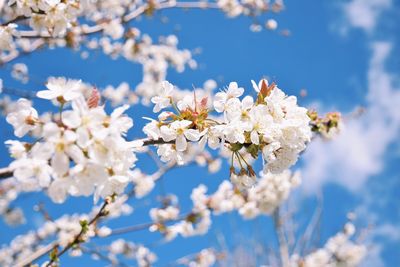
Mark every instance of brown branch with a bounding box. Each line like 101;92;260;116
0;166;14;180
1;15;28;26
13;199;111;267
44;199;111;267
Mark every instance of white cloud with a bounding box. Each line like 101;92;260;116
301;41;400;193
340;0;392;34
373;223;400;242
360;244;385;267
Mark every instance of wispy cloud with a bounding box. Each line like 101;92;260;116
301;41;400;193
337;0;392;35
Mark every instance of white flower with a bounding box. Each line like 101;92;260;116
90;104;132;140
223;120;249;144
230;172;256;190
43;123;83;176
5;140;27;159
142;118;161;140
248;104;272;145
0;24;17;51
131;170;155;198
225;95;254;122
103;20;124;39
157;144;184;164
48;178;72;203
213;82;244;113
265;19;278;30
151;81;174;113
150;206;180;222
6;98;38;137
95;175;130;203
160;120;202;151
37;77;82;103
198;126;223;150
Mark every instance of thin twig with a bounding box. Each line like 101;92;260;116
44;199;111;266
273;208;290;267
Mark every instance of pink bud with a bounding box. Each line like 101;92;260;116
87;87;101;108
200;96;208;109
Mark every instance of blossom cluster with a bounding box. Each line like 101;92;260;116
149;170;300;240
217;0;284;17
308;110;343;139
0;0;284;68
7;0;80;36
0;23;17;51
144;79;312;188
0;179;26;225
5;77;137;203
106;239;157;267
177;248;218;267
85;33;195;88
290;223;366;267
0;195;133;267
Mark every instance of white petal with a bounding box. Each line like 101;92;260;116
175;135;187;151
63;90;82;101
36;89;59;100
250;130;259;145
242;96;254;109
160;126;176;141
184;129;201;141
48;179;69;203
251;80;259;92
62;110;81;128
111;104;129;118
51;152;69;176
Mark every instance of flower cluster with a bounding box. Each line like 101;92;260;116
290;223;366;267
217;0;284;17
5;77;137;203
308;110;343;139
144;79;311;188
76;33;198;106
8;0;80;36
0;195;132;267
177;248;218;267
149;170;300;240
0;180;26;226
107;239;157;267
0;23;17;51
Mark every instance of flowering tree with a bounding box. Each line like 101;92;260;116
0;0;368;266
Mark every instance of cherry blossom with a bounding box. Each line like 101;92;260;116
37;77;82;104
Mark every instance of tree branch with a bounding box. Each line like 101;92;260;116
13;199;111;266
0;166;14;180
15;1;220;39
0;136;242;180
44;199;111;267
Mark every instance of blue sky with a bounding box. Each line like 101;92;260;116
0;0;399;266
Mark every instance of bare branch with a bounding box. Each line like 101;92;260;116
273;208;290;267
